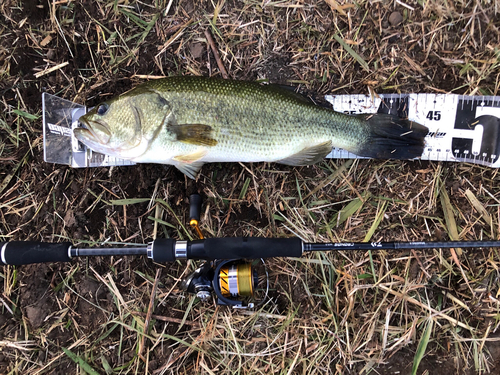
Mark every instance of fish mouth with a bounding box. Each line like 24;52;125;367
74;118;111;145
74;118;142;158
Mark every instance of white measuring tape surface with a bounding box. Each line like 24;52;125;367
326;93;500;168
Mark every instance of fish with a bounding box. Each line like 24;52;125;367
75;76;428;179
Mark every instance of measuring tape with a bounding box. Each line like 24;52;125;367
326;93;500;168
42;92;500;168
42;93;135;168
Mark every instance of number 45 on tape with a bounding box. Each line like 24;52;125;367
326;93;500;168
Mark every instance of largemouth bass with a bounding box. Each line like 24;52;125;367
75;76;428;179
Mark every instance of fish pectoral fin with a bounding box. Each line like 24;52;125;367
173;148;207;163
278;141;332;166
168;124;218;147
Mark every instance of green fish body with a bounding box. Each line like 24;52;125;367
75;76;428;178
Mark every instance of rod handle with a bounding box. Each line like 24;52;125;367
1;241;72;265
188;237;303;260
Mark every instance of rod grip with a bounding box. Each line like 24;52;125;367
1;241;72;265
149;238;176;262
188;237;303;260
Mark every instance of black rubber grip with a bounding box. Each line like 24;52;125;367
1;241;72;265
188;237;303;260
150;238;176;262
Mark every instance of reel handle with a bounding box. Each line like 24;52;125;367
189;193;203;222
189;193;204;239
1;241;72;265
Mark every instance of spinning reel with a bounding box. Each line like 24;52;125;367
180;194;268;308
180;259;268;308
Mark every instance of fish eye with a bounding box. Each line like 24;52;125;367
97;103;109;116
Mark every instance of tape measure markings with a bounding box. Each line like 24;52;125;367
326;93;500;168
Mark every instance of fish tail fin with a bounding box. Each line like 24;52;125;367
355;114;428;159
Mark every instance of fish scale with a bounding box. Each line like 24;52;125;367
74;76;428;179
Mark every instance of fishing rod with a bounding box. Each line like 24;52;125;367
3;192;499;308
4;237;500;266
2;237;500;308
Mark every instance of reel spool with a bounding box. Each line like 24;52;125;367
218;262;256;298
181;259;268;308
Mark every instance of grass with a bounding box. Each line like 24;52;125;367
1;0;500;374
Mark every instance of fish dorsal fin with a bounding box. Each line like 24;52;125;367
277;141;332;166
264;84;332;109
265;84;315;105
174;160;205;179
168;124;218;147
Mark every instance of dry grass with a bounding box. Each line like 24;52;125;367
1;0;500;374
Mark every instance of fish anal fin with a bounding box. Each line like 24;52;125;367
278;141;332;166
168;124;218;147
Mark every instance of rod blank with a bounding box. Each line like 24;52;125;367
303;240;500;252
72;247;148;257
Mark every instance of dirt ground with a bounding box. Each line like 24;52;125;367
1;0;500;374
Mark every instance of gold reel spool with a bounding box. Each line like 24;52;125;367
219;263;254;297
